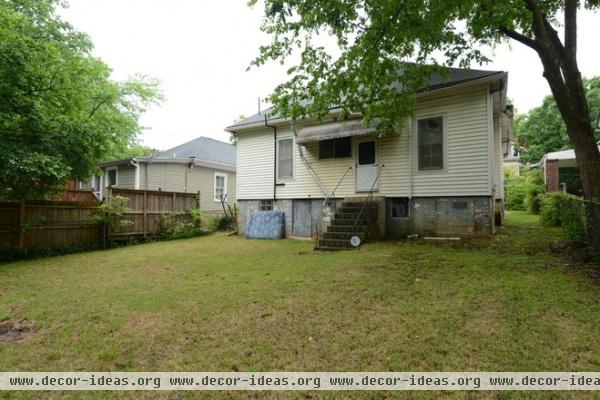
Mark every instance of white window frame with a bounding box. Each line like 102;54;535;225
106;166;119;187
277;138;294;181
214;172;228;202
415;114;448;173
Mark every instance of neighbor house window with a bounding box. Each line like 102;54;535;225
418;116;444;171
319;137;352;159
278;138;293;179
106;167;118;186
214;172;227;202
259;200;273;211
390;198;409;218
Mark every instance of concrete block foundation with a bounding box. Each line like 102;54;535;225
238;196;495;239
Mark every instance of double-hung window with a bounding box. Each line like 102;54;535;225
417;116;445;171
106;167;118;186
278;138;294;179
214;172;227;202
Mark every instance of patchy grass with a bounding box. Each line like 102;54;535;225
1;211;600;399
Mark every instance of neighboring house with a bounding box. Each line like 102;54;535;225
81;137;236;213
226;67;511;243
538;141;600;194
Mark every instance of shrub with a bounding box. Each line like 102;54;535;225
90;195;133;248
540;192;588;246
504;170;526;211
162;208;208;240
523;169;545;214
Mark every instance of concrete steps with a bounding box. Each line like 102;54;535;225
316;201;378;251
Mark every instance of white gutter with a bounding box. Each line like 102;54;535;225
408;118;414;198
487;83;495;196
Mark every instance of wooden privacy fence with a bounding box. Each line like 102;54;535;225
0;188;201;251
58;189;99;203
108;188;201;238
0;200;101;250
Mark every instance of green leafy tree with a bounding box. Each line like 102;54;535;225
0;0;163;200
250;0;600;248
516;77;600;164
109;143;160;160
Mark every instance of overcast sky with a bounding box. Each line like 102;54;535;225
60;2;599;151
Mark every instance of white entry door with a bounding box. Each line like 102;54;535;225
356;139;379;192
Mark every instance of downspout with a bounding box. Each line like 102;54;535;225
265;115;277;200
408;118;414;199
130;159;140;190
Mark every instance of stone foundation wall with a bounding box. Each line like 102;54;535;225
239;195;494;239
410;196;493;236
237;198;342;238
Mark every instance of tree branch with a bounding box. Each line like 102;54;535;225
88;97;111;119
499;27;539;50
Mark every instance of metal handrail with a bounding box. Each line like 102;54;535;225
314;165;353;248
353;166;383;227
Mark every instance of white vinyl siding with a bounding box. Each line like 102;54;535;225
236;83;492;199
237;130;275;200
411;84;491;197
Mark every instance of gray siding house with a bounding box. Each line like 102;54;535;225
226;67;510;243
83;137;236;213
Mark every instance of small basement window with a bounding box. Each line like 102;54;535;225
259;200;273;211
319;137;352;159
390;198;409;218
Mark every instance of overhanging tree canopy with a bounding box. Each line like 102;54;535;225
251;0;600;248
0;0;162;200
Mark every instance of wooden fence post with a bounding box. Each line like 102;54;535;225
106;187;112;246
143;190;147;238
18;199;25;249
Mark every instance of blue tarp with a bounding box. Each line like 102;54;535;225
246;211;285;240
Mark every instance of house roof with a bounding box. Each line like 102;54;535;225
542;142;600;161
226;66;504;132
98;137;237;171
538;141;600;167
156;136;236;166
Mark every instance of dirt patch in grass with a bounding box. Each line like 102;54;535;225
0;318;35;342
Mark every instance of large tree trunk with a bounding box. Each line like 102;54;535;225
519;0;600;249
539;53;600;249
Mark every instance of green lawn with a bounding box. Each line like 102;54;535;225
1;212;600;399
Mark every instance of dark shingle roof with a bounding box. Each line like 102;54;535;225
227;66;503;130
156;136;236;166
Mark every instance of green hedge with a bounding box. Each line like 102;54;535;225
504;169;545;212
540;192;588;246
